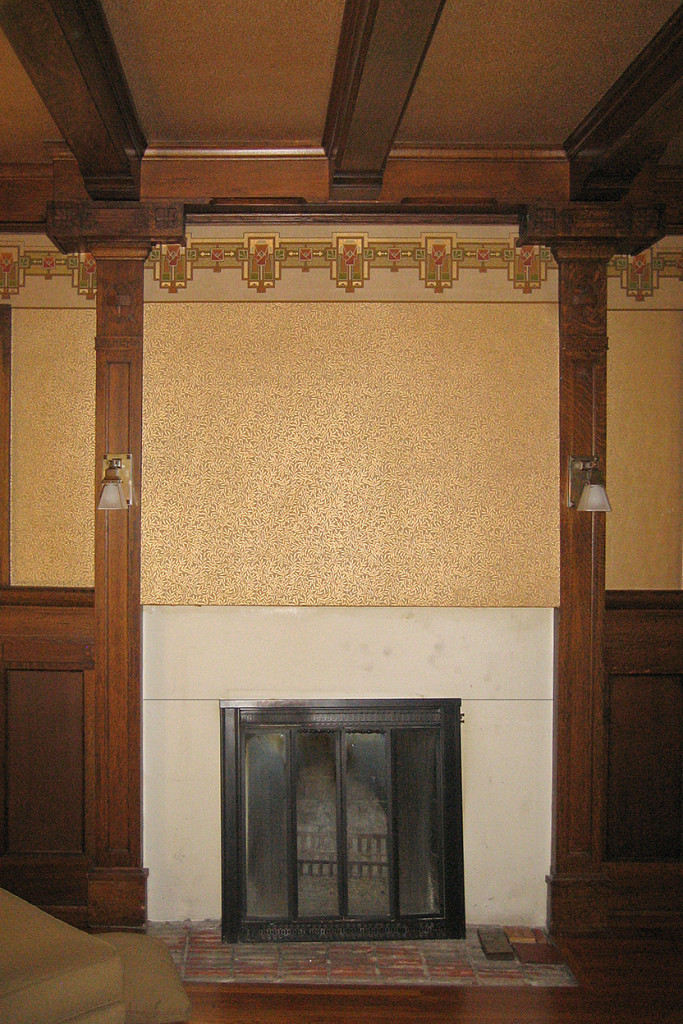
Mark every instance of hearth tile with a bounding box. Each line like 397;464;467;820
379;962;425;975
279;942;328;954
475;965;526;984
422;945;470;964
328;942;375;954
186;950;234;966
278;950;329;966
477;926;516;960
233;956;278;968
233;966;279;981
149;921;577;988
281;966;330;981
475;973;526;986
513;940;564;964
427;964;476;980
329;960;378;979
504;926;536;943
374;946;422;965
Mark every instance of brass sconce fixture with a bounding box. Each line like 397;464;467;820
567;456;611;512
98;454;133;510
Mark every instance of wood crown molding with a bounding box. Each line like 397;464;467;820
0;0;146;201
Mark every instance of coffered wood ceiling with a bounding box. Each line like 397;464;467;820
0;0;681;228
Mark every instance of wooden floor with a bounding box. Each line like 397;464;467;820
184;929;683;1023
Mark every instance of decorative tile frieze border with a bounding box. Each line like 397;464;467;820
0;233;681;302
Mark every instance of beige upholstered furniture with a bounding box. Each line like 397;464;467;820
0;888;191;1024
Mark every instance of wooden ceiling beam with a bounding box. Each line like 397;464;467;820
323;0;446;199
0;0;145;201
565;6;683;202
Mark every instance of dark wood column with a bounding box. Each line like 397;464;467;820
553;241;612;930
519;205;663;933
0;305;10;586
47;202;184;928
88;249;147;928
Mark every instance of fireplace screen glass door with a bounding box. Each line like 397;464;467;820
222;699;464;942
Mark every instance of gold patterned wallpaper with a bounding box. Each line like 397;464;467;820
141;302;560;606
4;226;681;600
606;310;683;590
11;308;96;587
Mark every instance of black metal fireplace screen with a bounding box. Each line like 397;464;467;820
220;698;465;942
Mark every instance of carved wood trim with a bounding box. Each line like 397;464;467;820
601;592;683;926
605;591;683;676
527;202;683;932
87;867;148;931
323;0;447;198
46;201;185;256
606;590;683;612
0;586;94;608
381;146;570;207
555;266;609;878
519;203;666;256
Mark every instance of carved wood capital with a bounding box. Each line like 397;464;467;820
518;202;664;257
46;201;185;256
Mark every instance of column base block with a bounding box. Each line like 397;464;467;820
87;867;148;930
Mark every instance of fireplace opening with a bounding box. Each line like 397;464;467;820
220;699;465;942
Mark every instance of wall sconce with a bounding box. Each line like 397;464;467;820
98;454;133;510
567;456;611;512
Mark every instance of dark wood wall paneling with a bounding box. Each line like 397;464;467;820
0;588;95;925
602;591;683;927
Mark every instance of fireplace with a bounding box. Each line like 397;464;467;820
220;698;465;942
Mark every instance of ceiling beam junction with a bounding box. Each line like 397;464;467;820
565;5;683;202
0;0;146;201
